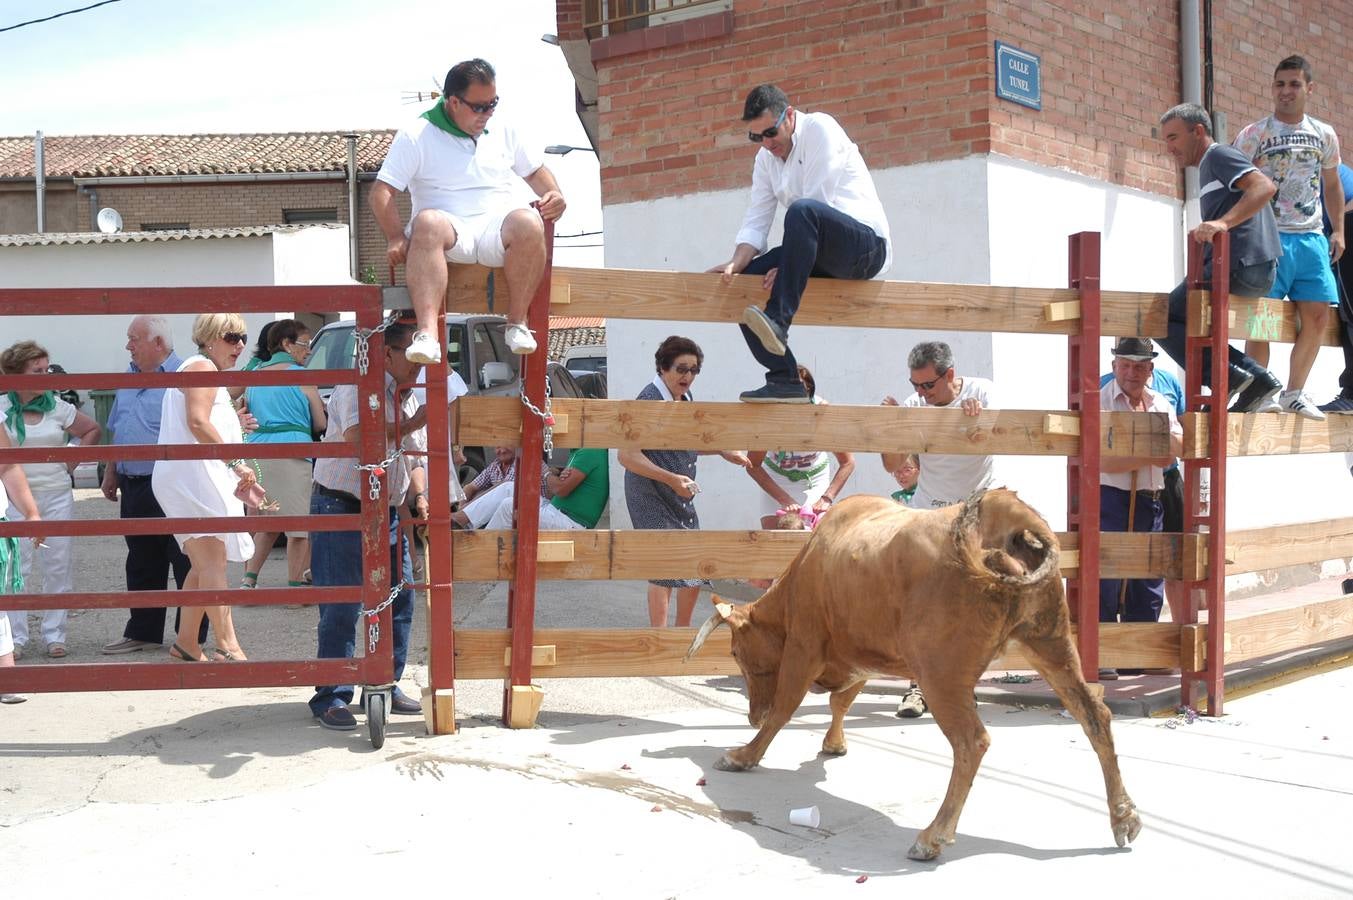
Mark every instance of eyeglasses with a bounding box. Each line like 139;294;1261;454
909;371;948;391
292;339;311;349
457;95;499;114
674;364;701;376
222;332;248;346
748;106;790;143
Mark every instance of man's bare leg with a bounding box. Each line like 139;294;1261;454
405;210;459;362
500;209;546;354
1244;339;1270;369
1288;301;1330;391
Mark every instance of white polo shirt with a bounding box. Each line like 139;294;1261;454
735;110;892;274
377;117;543;221
1099;378;1181;492
902;376;995;509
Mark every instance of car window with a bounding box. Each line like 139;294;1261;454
446;324;470;386
485;322;521;378
306;326;355;369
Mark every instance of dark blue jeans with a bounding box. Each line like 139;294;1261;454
308;491;414;716
741;198;888;384
1157;259;1276;387
1098;485;1164;623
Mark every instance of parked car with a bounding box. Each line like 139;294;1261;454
305;315;597;481
561;342;606;377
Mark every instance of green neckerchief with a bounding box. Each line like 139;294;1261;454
4;391;55;446
421;100;479;139
263;350;300;368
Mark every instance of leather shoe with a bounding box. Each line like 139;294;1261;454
391;688;423;715
316;705;357;731
739;382;810;404
741;306;788;356
1230;368;1282;413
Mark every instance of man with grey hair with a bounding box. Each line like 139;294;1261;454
99;315;205;653
1156;102;1283;413
880;340;994;717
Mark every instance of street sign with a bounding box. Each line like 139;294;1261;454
995;41;1041;110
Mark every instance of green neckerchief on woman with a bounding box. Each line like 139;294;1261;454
3;390;55;446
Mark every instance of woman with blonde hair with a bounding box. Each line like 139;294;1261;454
152;313;256;662
1;340;101;658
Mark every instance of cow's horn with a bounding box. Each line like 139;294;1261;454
684;607;730;662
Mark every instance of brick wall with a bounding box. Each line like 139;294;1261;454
91;179;410;284
567;0;1353;205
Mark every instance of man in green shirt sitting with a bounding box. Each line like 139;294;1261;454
484;447;608;530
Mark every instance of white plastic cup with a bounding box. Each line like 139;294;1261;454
788;806;820;828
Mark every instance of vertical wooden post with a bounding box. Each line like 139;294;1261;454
502;217;555;728
1067;232;1102;679
1181;233;1230;714
423;302;457;734
355;296;394;691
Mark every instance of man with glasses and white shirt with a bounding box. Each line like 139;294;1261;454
879;340;995;717
371;57;567;365
711;84;892;403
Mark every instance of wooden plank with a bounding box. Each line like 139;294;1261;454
503;644;558;667
449;266;1170;337
1225;516;1353;575
449;529;1181;581
1224;411;1353;457
1228;296;1341;347
453;623;1181;679
457;398;1171;457
1181;624;1207;672
537;541;575;563
1223;595;1353;664
422;687;456;735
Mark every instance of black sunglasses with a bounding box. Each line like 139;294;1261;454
457;95;499;114
748;106;789;143
909;370;948;391
222;332;248;346
674;364;701;376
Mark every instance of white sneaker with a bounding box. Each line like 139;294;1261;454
504;322;537;355
1254;396;1282;414
1279;389;1326;421
404;331;441;365
0;693;28;704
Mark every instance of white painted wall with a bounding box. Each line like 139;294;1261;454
0;227;352;379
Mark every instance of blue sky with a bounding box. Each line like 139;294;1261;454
0;0;602;259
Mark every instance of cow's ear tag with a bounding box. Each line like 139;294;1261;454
714;602;733;620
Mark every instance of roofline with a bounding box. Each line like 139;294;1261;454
68;171;380;186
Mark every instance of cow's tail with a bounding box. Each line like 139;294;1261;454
951;488;1060;589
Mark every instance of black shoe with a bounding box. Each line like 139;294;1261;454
741;306;787;356
739;382;810;404
1319;394;1353;414
1229;369;1282;413
1225;366;1254;406
1097;668;1119;681
390;688;423;715
316;705;357;731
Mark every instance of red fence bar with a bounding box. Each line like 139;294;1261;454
1180;234;1231;715
422;312;457;734
9;659;365;693
502;218;555;727
0;285;379;316
11;587;363;611
1067;232;1103;679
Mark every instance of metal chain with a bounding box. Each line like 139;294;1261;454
520;364;555;457
365;580;405;654
354;310;401;375
354;448;406;501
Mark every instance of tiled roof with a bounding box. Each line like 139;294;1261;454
548;326;606;361
0;131;395;179
0;223;345;247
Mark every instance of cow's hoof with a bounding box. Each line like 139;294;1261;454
820;742;847;757
1112;802;1142;847
906;840;941;861
714;752;754;772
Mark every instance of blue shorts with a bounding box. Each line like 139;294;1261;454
1269;231;1338;304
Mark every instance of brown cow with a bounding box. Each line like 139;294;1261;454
686;489;1141;861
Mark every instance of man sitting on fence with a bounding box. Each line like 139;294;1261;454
1098;337;1184;681
371;57;567;364
880;340;995;717
710;83;891;404
1155;102;1284;413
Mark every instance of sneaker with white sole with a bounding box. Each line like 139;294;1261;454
1279;389;1326;421
895;685;927;718
504;322;537;355
1319;394;1353;414
1;693;29;704
404;331;441;365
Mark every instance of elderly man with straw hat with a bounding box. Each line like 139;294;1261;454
1097;337;1184;679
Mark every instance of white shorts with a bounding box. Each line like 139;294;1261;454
414;206;540;267
0;613;12;657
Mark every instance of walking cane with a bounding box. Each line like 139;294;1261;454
1117;469;1138;620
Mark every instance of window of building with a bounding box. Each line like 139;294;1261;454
141;222;189;231
283;208;339;224
584;0;730;38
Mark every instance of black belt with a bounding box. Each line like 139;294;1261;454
119;473;152;482
314;483;361;505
